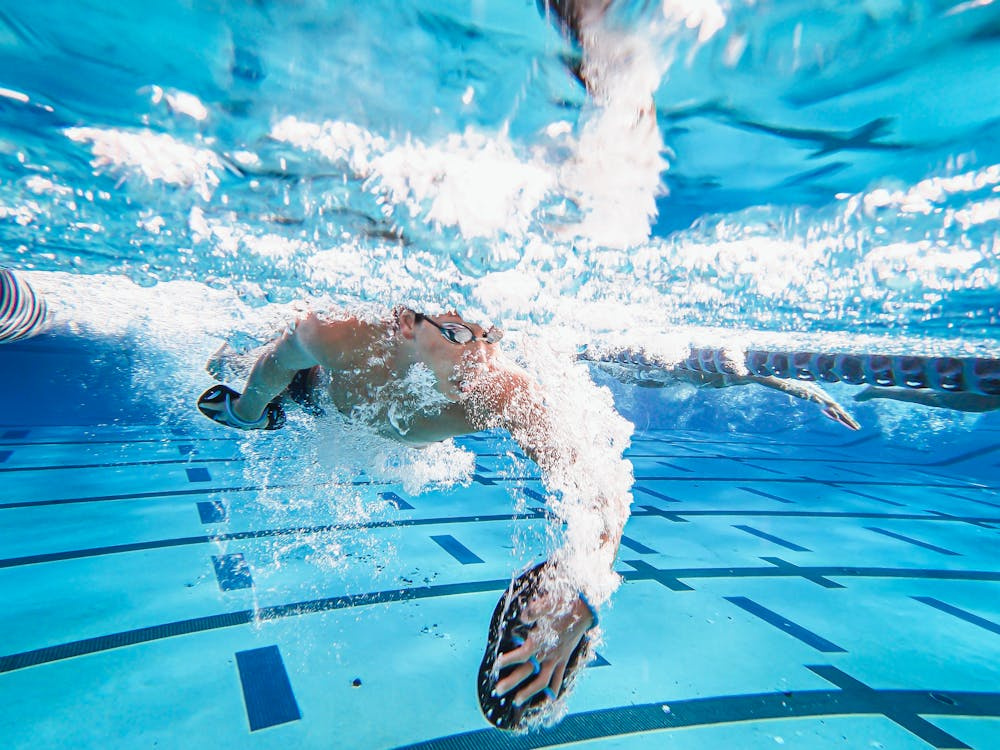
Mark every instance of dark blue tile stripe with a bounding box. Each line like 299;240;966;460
521;487;547;503
759;557;843;589
212;554;253;591
656;461;693;472
620;535;657;555
3;504;997;572
197;501;227;523
739;486;794;504
0;450;11;463
0;477;396;509
830;485;905;507
807;665;972;749
2;429;28;439
634;485;681;503
186;467;212;483
0;578;512;673
430;535;484;565
235;645;301;731
0;511;554;569
588;653;610;668
379;491;414;510
913;597;1000;636
724;597;846;653
0;456;240;474
393;683;995;749
733;525;810;552
930;443;1000;466
0;435;238;448
866;527;961;556
969;497;1000;510
5;569;1000;675
736;461;786;476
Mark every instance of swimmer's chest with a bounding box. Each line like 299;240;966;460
324;367;474;442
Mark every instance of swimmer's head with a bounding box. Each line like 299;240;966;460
396;309;503;398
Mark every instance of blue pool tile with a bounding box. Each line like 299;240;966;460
866;527;961;556
588;652;610;668
430;535;484;565
760;557;845;589
0;450;11;463
235;645;301;731
178;444;195;455
212;553;253;591
656;460;693;472
619;535;657;555
1;429;27;439
739;486;794;504
831;485;905;507
807;665;972;749
521;487;547;503
913;597;1000;636
634;485;681;503
623;559;694;591
639;504;689;523
197;500;228;523
725;597;846;652
733;525;811;552
380;491;414;510
186;467;211;483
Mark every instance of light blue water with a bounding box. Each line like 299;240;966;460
1;1;999;748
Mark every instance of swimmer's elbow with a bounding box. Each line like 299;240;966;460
272;313;324;370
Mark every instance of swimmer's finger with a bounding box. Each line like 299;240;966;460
494;656;541;697
823;405;860;431
513;660;557;706
548;657;567;698
495;637;535;670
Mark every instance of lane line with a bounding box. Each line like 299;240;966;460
733;525;810;552
725;597;846;653
866;527;962;556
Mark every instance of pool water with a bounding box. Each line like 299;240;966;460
2;331;1000;749
2;0;1000;748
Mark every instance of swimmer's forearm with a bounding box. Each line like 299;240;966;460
231;350;297;421
232;333;317;421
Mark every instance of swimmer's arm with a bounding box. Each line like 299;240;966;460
742;375;861;430
231;313;355;422
476;366;627;706
471;367;628;563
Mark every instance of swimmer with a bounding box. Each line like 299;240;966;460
0;268;48;344
198;307;628;730
854;386;1000;413
588;358;861;430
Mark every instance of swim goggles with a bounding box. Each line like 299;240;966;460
414;313;503;345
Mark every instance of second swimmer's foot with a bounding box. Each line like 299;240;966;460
853;387;879;403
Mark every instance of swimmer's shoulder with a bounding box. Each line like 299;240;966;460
289;310;386;371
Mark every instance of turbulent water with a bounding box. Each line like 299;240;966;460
2;1;1000;446
2;5;999;728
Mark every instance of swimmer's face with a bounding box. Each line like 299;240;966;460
403;310;500;398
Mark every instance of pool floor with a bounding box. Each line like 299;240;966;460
1;421;999;749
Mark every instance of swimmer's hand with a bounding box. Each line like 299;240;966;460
820;400;860;431
758;377;860;431
197;384;286;431
493;594;594;707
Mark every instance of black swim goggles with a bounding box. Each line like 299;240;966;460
414;313;503;345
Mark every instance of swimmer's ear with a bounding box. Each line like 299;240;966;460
397;308;418;339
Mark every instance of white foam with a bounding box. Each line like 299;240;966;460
64;126;222;201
